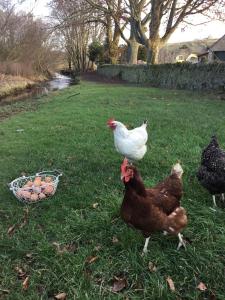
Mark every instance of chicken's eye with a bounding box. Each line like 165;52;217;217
124;169;134;182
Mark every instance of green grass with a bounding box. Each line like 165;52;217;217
0;81;225;299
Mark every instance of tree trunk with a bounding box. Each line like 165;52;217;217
147;40;160;64
128;39;140;64
109;41;119;64
68;57;72;70
105;16;120;64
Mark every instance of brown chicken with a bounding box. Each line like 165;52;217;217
120;159;187;254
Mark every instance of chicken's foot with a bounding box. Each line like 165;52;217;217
177;233;186;250
142;237;150;255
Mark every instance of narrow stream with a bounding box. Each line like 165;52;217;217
0;72;75;105
48;72;74;91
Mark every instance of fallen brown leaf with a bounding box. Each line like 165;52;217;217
94;245;101;251
52;242;61;251
112;277;127;293
148;262;157;272
22;276;29;290
0;289;10;294
15;266;27;279
7;208;29;236
112;236;119;244
197;282;207;291
92;203;99;209
86;256;98;264
48;159;53;166
53;242;77;254
25;253;33;259
7;224;17;235
166;276;175;292
54;292;67;300
64;242;77;253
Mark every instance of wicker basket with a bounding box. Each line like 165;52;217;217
9;170;62;204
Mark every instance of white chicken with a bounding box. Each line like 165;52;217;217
107;118;148;162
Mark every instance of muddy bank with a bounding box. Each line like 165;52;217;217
0;82;47;104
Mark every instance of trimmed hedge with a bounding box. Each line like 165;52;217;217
97;63;225;91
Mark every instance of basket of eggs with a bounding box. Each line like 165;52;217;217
9;170;62;204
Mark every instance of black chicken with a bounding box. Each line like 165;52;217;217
197;135;225;207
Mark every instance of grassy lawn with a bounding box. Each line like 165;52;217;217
0;81;225;299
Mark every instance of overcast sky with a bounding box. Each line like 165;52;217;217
19;0;225;43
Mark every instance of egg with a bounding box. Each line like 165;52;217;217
39;193;46;200
44;185;54;195
23;186;32;191
33;177;42;186
23;180;33;190
30;193;39;201
22;191;31;199
17;188;23;197
45;177;52;183
33;186;41;194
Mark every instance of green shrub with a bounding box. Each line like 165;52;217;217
97;63;225;91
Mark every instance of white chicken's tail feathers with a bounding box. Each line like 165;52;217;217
142;119;148;128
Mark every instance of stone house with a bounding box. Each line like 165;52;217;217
198;34;225;63
159;39;217;64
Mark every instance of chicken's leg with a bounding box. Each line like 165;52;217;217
142;237;150;255
212;195;217;207
177;233;186;250
221;193;225;201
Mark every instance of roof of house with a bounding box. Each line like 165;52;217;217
163;38;217;54
159;38;217;63
209;34;225;52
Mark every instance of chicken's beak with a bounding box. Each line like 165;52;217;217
107;119;116;129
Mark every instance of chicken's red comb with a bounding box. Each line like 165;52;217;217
121;158;129;174
107;118;115;125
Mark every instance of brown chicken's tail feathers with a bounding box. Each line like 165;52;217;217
166;207;187;235
171;162;183;179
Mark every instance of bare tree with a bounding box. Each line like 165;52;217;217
84;0;129;64
129;0;225;64
114;0;150;64
50;0;104;71
86;0;225;64
0;0;56;76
